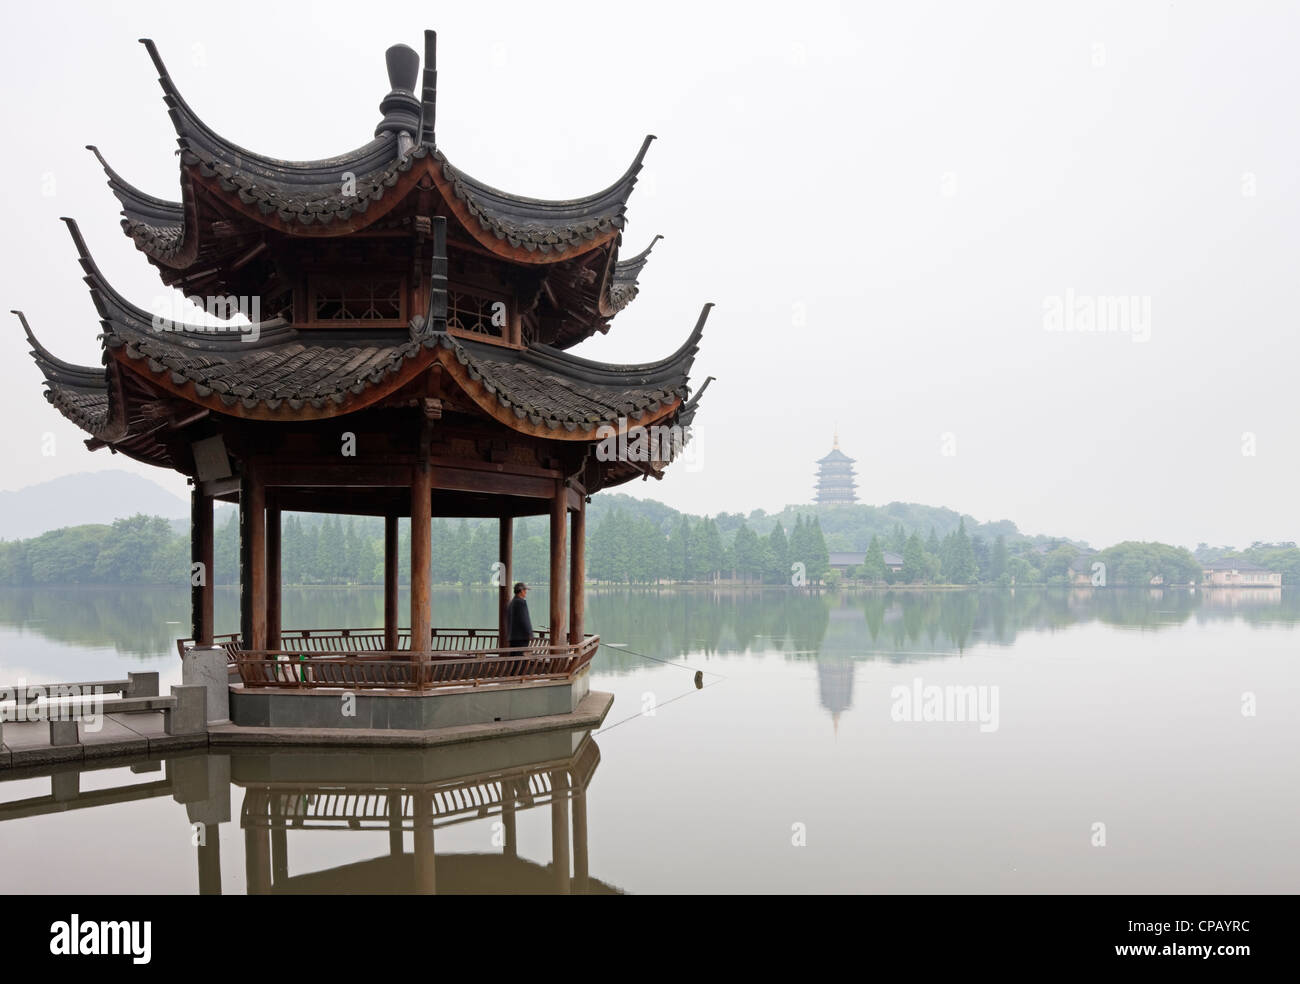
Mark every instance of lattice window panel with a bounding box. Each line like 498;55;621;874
313;279;403;321
447;289;507;339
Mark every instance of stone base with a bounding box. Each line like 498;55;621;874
0;692;612;772
230;667;590;731
212;689;612;749
227;726;591;784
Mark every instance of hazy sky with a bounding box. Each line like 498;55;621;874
2;1;1297;550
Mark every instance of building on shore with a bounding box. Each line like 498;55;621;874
1201;559;1282;587
829;551;903;577
1069;552;1099;586
815;434;858;504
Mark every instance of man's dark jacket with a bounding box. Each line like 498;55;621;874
506;595;533;648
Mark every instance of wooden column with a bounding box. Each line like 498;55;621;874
265;495;281;651
498;517;512;646
243;792;271;895
410;464;432;656
413;791;436;894
550;769;571;894
569;492;585;645
548;481;566;647
388;789;403;857
572;782;589;894
270;814;288;887
384;515;400;651
502;779;518;858
239;464;266;651
196;831;221;895
190;487;214;646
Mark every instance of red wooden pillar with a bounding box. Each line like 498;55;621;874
410;464;432;656
498;516;512;647
239;463;266;651
548;481;566;648
569;491;585;645
265;495;281;651
190;487;214;646
384;514;400;651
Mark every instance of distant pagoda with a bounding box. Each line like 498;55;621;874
814;433;857;504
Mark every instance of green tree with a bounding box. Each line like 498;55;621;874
902;532;927;584
863;535;886;584
808;517;830;584
766;523;789;584
314;515;343;583
733;524;762;583
991;534;1008;583
887;523;906;555
667;516;692;581
948;518;978;584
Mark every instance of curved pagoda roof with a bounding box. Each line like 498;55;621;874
19;220;710;484
817;447;855;465
91;33;661;350
16;30;711;494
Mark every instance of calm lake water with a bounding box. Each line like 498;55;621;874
1;585;1297;893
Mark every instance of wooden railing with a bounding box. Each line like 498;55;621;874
231;632;597;691
178;628;548;662
176;632;243;660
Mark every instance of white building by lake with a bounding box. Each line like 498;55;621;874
1201;559;1282;587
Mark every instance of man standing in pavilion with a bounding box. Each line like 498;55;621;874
506;582;533;651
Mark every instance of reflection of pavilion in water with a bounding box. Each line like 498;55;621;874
236;731;613;894
0;728;616;894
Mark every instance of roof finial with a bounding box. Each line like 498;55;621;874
412;216;448;342
833;427;839;450
376;43;421;151
420;30;437;147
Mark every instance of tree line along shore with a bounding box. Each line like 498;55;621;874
0;494;1295;588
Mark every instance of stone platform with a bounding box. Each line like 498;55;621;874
229;665;591;731
0;713;208;769
213;689;612;749
2;649;611;769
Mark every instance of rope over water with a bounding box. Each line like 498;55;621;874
592;640;723;735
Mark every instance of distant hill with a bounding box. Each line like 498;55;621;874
0;474;1079;555
731;501;1081;553
0;473;1086;556
0;471;191;541
586;493;1082;552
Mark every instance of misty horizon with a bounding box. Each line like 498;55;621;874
3;2;1297;550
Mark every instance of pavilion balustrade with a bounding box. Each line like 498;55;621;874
177;620;600;689
228;632;598;691
179;627;556;660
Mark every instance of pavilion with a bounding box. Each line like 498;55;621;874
16;31;710;727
